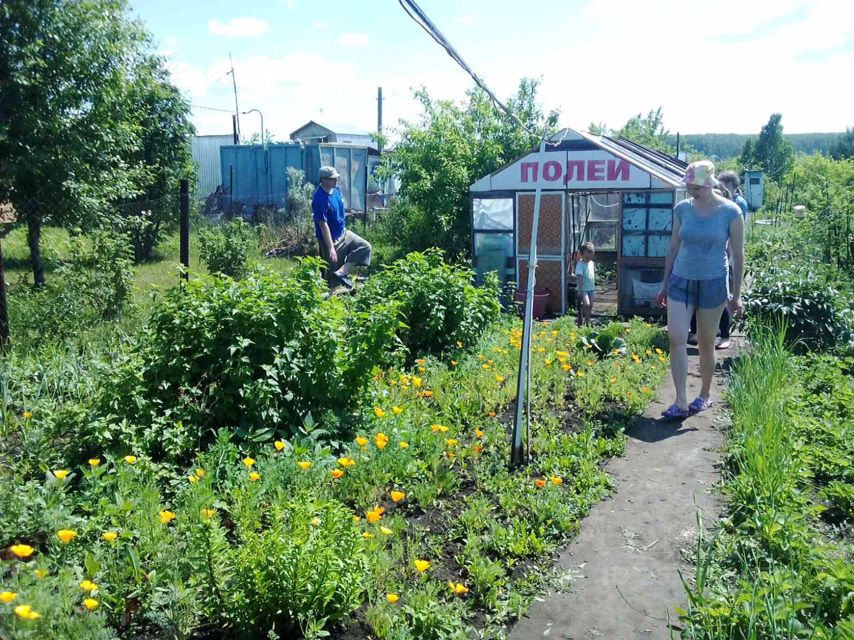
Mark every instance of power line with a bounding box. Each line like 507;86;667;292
190;104;234;113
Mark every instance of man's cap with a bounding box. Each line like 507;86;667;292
319;166;340;179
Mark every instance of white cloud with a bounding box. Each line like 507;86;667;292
208;17;269;38
312;21;327;30
454;15;480;27
338;32;369;48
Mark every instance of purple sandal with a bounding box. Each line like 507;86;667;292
688;397;712;413
661;404;689;419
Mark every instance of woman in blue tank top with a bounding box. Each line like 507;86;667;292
655;160;745;418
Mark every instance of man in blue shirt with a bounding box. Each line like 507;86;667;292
312;165;372;288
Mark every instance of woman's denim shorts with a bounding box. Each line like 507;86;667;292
667;274;728;309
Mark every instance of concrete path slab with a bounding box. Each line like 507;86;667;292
510;345;736;640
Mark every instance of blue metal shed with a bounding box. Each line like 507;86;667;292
219;142;371;211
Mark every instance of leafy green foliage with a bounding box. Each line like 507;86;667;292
7;230;134;348
829;126;854;160
90;260;400;462
0;0;194;284
354;250;501;364
740;113;794;179
384;78;558;258
197;218;256;278
613;107;674;154
740;266;853;354
200;500;368;636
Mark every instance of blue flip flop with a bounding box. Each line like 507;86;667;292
661;403;689;419
688;397;712;413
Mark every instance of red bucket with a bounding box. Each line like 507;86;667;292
514;288;550;320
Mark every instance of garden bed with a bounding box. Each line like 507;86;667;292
0;255;669;639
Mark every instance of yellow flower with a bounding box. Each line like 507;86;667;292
331;469;345;479
374;407;387;418
556;350;569;358
562;364;572;372
609;377;617;384
355;436;369;448
124;455;137;464
414;559;430;573
242;457;255;467
22;411;33;420
474;428;484;438
391;490;406;503
249;471;261;482
473;444;483;453
10;544;34;559
158;511;176;525
362;532;374;539
0;591;18;604
447;451;456;459
481;363;491;370
80;580;98;592
658;356;667;363
419;390;433;398
495;375;505;383
374;432;389;449
297;461;312;470
189;475;199;484
456;340;463;348
418;366;426;373
83;598;99;611
194;468;205;478
655;348;664;355
488;411;496;417
338;457;356;467
534;479;546;488
445;438;458;447
544;359;552;367
576;371;585;378
448;581;469;595
646;349;653;356
310;517;321;527
632;354;641;363
431;424;448;433
386;593;399;603
102;531;118;543
411;376;422;387
14;604;40;620
352;515;361;522
551;476;564;485
586;359;594;366
450;360;458;366
88;458;101;467
33;569;49;579
380;526;394;536
399;441;409;449
392;406;403;415
274;440;286;451
57;529;78;543
201;509;217;519
366;509;382;524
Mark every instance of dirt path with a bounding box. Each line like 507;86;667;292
510;345;736;640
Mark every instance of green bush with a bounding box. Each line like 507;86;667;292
354;249;501;364
195;500;367;637
7;230;134;348
89;260;400;462
740;267;853;354
198;218;256;278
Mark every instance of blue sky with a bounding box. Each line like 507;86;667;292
128;0;854;139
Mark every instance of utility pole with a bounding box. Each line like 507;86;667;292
227;53;241;141
377;86;384;152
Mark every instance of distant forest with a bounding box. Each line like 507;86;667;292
663;132;844;159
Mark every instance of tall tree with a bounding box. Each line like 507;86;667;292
388;78;558;257
615;107;674;154
0;0;193;282
829;126;854;160
744;113;794;179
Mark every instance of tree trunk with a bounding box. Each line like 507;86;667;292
27;215;45;286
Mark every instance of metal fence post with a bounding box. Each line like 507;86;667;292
180;179;189;283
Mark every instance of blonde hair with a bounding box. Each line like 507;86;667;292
580;242;595;255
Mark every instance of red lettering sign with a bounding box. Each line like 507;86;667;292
607;159;630;181
521;162;538;182
565;160;585;183
587;159;605;181
543;160;562;181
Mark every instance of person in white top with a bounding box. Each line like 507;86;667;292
574;242;596;326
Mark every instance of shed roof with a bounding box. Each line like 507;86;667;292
470;128;687;192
